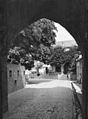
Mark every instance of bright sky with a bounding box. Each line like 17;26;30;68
54;22;77;43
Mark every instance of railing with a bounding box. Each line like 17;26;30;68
71;83;82;119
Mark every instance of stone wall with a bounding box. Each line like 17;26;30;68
7;63;25;94
76;59;82;83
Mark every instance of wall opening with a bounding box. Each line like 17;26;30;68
5;18;82;119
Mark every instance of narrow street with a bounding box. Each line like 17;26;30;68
4;75;74;119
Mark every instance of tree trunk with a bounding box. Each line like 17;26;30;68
61;64;64;74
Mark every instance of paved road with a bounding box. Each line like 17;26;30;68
3;75;73;119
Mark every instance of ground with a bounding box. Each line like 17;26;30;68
3;75;75;119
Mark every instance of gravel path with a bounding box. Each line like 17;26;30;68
3;75;73;119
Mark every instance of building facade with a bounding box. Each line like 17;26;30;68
7;63;26;94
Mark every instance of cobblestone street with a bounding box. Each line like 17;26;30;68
3;75;74;119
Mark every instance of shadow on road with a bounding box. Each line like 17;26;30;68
27;79;53;84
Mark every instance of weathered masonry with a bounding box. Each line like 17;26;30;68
7;63;25;94
0;0;88;119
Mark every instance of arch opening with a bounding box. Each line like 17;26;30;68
5;18;83;119
1;1;88;118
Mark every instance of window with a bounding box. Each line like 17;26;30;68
17;70;19;76
9;70;12;77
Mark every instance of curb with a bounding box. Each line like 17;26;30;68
71;82;82;119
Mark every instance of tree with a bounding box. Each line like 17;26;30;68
8;18;57;69
34;61;43;75
35;44;52;63
49;46;80;70
13;18;57;52
7;47;34;70
49;46;65;66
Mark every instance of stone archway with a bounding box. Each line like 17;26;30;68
1;0;88;119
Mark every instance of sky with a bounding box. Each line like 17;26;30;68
54;22;77;46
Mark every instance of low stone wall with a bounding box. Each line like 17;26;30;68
7;64;25;94
71;83;82;119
